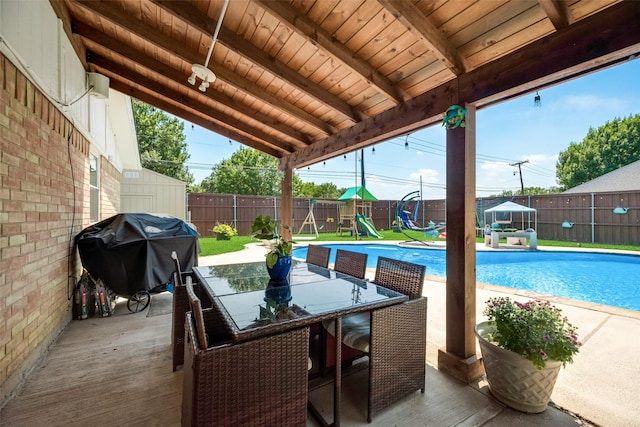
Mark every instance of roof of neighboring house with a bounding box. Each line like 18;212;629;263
562;161;640;194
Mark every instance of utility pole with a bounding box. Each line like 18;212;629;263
509;160;529;195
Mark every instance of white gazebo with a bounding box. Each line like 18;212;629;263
483;201;538;249
484;201;537;231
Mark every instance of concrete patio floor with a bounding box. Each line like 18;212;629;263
1;242;638;426
203;241;640;426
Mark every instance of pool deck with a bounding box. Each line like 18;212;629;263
200;241;640;426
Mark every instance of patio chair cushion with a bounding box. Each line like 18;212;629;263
323;313;370;353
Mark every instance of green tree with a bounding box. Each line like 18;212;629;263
556;114;640;189
296;181;345;198
201;148;285;195
132;99;193;184
490;186;561;197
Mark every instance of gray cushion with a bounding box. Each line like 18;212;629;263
323;313;370;353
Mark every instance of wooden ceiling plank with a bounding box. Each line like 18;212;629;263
463;19;552;71
285;1;640;169
152;0;362;123
90;55;299;154
538;0;575;30
257;0;404;103
377;0;469;75
316;0;365;36
108;79;284;158
74;1;334;136
445;1;533;50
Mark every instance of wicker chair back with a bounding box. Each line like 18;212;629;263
373;257;426;299
334;249;368;279
185;276;208;350
306;245;331;268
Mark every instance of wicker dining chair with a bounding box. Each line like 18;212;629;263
337;257;427;421
306;244;331;268
333;249;368;279
182;311;310;426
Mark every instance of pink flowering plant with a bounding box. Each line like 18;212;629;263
483;297;581;370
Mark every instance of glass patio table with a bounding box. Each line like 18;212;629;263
192;261;409;426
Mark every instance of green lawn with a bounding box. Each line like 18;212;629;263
198;229;640;257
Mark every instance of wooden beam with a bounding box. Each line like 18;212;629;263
281;81;455;169
284;1;640;169
377;0;468;75
281;167;293;242
151;0;364;123
437;104;484;384
107;79;284;159
256;0;405;104
461;1;640;106
538;0;574;30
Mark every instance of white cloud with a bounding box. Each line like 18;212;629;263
410;168;439;183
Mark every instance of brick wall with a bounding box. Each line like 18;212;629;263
0;53;121;405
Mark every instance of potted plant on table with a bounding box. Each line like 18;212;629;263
212;222;237;240
475;297;582;413
251;215;293;282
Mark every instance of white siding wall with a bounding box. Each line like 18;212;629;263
121;169;187;220
0;0;132;172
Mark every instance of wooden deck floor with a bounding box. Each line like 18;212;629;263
0;293;588;427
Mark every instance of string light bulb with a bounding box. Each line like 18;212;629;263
534;91;541;107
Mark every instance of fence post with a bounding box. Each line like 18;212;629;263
233;195;237;229
591;193;595;243
274;196;277;221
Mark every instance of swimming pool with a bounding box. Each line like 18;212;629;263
292;244;640;312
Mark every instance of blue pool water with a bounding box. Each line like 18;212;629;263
292;244;640;312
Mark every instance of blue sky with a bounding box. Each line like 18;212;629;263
184;58;640;200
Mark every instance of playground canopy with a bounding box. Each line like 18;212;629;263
484;201;537;230
338;186;378;201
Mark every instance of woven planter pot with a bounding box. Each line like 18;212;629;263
475;321;562;413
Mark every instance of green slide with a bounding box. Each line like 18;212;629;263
355;214;383;239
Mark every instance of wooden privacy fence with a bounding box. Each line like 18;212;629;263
187;191;640;245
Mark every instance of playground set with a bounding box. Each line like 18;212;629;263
294;188;449;245
294;186;384;240
337;186;383;239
